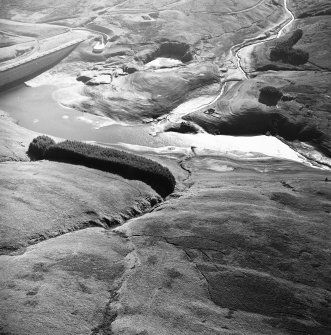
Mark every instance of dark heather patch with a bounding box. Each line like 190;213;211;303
54;253;125;281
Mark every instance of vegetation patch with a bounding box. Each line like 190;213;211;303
28;135;55;160
165;121;199;134
270;29;309;65
259;86;283;106
28;136;175;197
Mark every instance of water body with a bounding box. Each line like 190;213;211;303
0;83;309;163
0;84;158;145
0;1;308;165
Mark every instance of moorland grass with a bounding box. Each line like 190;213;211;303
28;137;175;197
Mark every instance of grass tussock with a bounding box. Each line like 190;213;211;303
28;137;175;197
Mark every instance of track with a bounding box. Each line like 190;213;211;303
177;1;295;118
277;0;295;38
96;0;267;17
153;0;296;128
234;0;296;78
